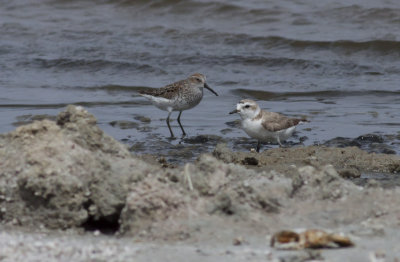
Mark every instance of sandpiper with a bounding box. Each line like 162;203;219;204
139;73;218;137
229;99;308;152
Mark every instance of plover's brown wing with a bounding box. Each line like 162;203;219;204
139;79;187;100
261;111;306;132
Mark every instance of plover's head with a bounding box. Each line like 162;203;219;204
188;73;218;96
229;99;261;119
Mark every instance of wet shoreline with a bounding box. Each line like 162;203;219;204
10;111;400;165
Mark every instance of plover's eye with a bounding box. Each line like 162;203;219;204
244;105;250;108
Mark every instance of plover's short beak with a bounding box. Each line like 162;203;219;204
229;109;239;114
204;83;218;96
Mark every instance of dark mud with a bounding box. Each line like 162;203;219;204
323;134;398;155
123;123;400;166
213;143;400;174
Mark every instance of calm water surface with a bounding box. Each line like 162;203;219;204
1;0;400;160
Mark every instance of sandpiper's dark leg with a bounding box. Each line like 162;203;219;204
166;112;174;137
256;141;261;153
177;111;186;136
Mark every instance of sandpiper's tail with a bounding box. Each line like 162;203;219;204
139;89;152;96
138;89;159;101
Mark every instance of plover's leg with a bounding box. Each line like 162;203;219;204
256;141;261;153
166;112;174;137
277;137;283;147
177;111;186;136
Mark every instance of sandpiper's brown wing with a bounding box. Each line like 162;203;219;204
260;111;306;132
139;79;187;100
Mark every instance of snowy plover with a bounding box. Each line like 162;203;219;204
230;99;308;152
140;73;218;137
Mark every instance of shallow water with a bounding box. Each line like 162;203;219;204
1;0;400;161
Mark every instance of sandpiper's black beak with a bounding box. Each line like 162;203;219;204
229;109;239;114
204;83;218;96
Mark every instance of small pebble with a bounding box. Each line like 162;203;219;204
233;237;244;246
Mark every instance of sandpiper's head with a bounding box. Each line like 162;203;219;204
188;73;218;96
229;99;261;119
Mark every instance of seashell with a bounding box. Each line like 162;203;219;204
270;229;354;249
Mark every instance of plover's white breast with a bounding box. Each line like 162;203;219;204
242;118;296;143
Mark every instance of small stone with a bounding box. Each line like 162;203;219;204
109;121;139;130
88;205;98;215
134;116;151;123
356;134;384;143
242;157;258;166
369;250;386;262
338;168;361;178
233;237;244;246
366;179;380;188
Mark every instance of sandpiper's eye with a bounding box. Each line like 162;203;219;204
195;78;202;83
244;105;250;108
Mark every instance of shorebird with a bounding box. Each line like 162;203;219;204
139;73;218;137
229;99;308;152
